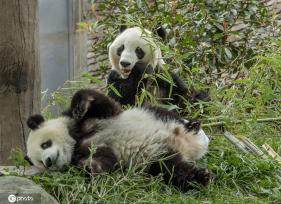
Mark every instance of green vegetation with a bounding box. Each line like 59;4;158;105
10;1;281;203
21;46;281;204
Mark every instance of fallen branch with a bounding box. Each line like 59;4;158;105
241;138;265;157
224;132;268;158
202;117;281;127
224;131;249;153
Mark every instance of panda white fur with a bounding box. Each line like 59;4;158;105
108;26;165;79
26;89;210;191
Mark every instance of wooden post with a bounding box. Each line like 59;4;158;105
69;0;89;79
0;0;40;165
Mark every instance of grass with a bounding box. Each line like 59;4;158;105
10;47;280;203
22;128;281;204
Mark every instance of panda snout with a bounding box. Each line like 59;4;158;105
45;157;53;168
120;61;131;68
44;151;59;168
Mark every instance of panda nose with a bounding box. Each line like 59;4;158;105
45;157;53;168
120;61;131;67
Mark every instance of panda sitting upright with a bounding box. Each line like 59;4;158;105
25;89;211;191
107;26;209;106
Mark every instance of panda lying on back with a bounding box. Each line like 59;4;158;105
26;89;211;191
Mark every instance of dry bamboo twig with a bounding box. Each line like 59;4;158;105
262;143;281;164
224;131;249;153
241;138;265;157
202;117;281;127
223;132;281;167
224;132;267;158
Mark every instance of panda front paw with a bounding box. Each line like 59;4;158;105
91;159;104;175
107;70;121;83
80;158;105;176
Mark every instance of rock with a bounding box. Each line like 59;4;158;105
0;176;58;204
0;166;44;176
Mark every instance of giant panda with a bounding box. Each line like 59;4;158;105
25;89;211;191
107;26;209;106
108;26;165;79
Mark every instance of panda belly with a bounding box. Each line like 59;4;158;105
82;108;180;166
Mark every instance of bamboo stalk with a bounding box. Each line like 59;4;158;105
241;138;265;157
202;117;281;127
224;131;249;153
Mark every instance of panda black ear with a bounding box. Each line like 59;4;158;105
119;25;127;33
24;155;34;166
27;114;45;130
153;25;166;40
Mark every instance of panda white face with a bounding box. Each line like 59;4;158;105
109;27;163;79
26;115;76;170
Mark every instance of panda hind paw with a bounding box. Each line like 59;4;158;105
72;103;88;120
194;168;211;186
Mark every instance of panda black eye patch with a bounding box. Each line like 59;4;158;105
41;140;52;149
135;47;145;59
117;45;124;56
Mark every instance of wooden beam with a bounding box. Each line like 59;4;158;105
0;0;40;165
69;0;89;79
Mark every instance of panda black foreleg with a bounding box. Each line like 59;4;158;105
155;71;189;105
64;89;122;121
107;70;123;103
148;153;210;191
170;72;189;96
107;62;152;106
107;70;138;106
157;71;210;105
170;72;211;103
